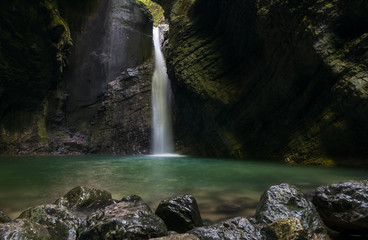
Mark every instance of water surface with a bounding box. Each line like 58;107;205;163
0;155;367;221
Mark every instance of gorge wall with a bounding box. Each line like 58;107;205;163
155;0;368;166
0;0;154;155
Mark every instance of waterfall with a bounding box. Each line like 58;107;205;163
152;27;174;154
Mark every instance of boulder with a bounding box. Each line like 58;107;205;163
312;180;368;234
270;217;308;240
155;195;203;233
150;233;199;240
0;210;11;223
78;195;167;239
18;204;82;240
55;186;112;209
255;183;329;239
0;219;50;240
190;217;277;240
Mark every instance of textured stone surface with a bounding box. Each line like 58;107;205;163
190;217;277;240
255;183;329;239
270;217;308;240
151;233;199;240
155;0;368;166
312;180;368;234
78;196;167;239
155;195;203;233
0;210;11;223
55;186;112;210
18;204;81;240
0;219;51;240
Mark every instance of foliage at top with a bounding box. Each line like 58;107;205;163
136;0;165;25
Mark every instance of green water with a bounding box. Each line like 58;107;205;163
0;155;367;221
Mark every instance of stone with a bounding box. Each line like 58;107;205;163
255;183;329;239
18;204;81;240
150;233;199;240
155;195;203;233
78;196;167;239
0;210;11;223
270;217;308;240
0;219;51;240
55;186;112;210
312;180;368;235
190;217;277;240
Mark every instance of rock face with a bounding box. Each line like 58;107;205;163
78;196;168;239
0;210;11;223
190;217;277;240
312;180;368;235
18;204;81;240
155;195;203;233
255;183;329;239
154;0;368;166
270;217;308;240
55;186;112;210
0;219;51;240
0;0;154;155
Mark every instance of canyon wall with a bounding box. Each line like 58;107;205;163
155;0;368;166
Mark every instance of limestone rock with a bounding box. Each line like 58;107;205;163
190;217;277;240
0;210;11;223
270;217;308;240
255;183;329;239
0;219;50;240
78;196;167;239
312;180;368;234
18;204;81;240
150;233;199;240
155;195;203;233
55;186;112;210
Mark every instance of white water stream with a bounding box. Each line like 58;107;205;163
152;27;174;154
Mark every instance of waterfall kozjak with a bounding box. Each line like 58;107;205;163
152;27;174;154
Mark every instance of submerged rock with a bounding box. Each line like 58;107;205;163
0;219;51;240
270;217;308;240
18;204;81;240
55;186;112;210
190;217;277;240
78;196;167;239
0;210;11;223
255;183;329;239
155;195;203;233
312;180;368;235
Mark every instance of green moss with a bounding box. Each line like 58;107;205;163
303;157;337;167
136;0;165;25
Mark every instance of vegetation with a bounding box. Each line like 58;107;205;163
136;0;165;25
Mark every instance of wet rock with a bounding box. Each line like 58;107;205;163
255;183;329;239
190;217;277;240
78;196;167;239
55;186;112;210
150;233;199;240
0;219;51;240
0;210;11;223
270;217;308;240
155;195;203;233
312;180;368;235
18;204;81;240
85;199;119;212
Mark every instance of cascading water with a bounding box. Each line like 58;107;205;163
152;27;174;154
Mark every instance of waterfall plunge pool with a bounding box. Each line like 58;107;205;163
0;155;367;221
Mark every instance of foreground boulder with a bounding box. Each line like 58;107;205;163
0;219;50;239
150;233;199;240
155;195;203;233
312;180;368;235
78;195;167;239
0;210;11;223
55;186;112;209
270;217;308;240
255;183;329;239
190;217;277;240
18;204;81;240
